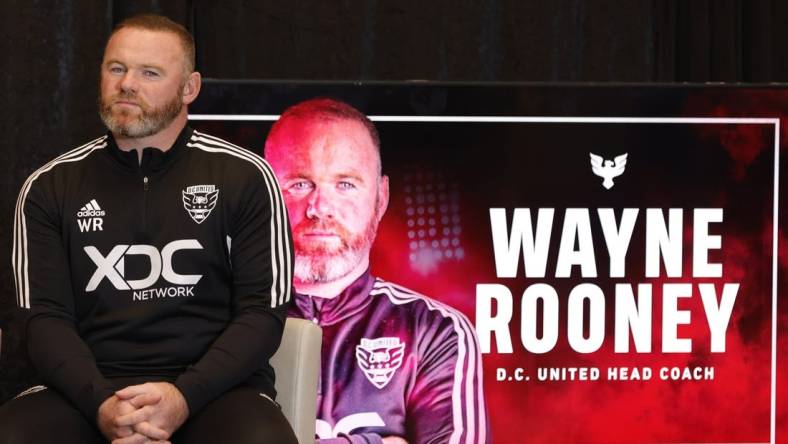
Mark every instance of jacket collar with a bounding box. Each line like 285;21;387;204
290;270;376;326
105;126;193;173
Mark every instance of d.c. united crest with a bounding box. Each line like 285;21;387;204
182;185;219;224
356;337;405;389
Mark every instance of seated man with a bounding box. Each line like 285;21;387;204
0;14;296;444
265;98;488;444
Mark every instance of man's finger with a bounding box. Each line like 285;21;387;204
111;433;149;444
115;426;134;438
115;384;151;400
133;421;170;440
128;392;161;408
114;405;156;427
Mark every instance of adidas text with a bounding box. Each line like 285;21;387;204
78;199;105;232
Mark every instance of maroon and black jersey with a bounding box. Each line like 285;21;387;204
289;272;488;444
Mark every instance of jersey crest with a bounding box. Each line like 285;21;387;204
182;185;219;224
355;337;405;389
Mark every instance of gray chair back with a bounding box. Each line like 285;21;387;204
270;318;322;444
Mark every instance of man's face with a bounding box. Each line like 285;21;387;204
267;117;389;284
99;28;187;138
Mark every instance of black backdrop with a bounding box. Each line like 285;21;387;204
1;0;787;402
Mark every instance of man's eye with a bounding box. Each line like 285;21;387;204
337;181;356;190
290;181;313;191
109;66;125;74
143;70;160;77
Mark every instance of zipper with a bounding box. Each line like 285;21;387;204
142;175;149;233
311;296;320;325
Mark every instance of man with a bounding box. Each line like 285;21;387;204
264;98;487;444
0;14;296;444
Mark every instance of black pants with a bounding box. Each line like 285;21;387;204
0;385;298;444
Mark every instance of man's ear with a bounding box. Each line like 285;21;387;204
182;71;202;105
377;175;390;221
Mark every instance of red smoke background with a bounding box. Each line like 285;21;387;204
369;90;787;443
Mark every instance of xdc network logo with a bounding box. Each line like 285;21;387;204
84;240;203;299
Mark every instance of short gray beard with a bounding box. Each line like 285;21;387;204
99;90;183;138
293;212;380;285
293;246;369;284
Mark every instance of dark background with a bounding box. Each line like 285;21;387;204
2;0;787;403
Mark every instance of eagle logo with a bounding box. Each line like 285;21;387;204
590;153;628;189
356;337;405;389
182;185;219;224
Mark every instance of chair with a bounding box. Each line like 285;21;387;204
270;318;322;444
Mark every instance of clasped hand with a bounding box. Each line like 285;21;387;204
97;382;189;444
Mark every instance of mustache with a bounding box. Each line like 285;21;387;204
115;91;136;100
293;218;350;237
107;92;146;107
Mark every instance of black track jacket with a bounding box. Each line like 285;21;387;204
11;126;293;423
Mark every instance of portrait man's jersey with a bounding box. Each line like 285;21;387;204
289;272;488;444
12;127;293;419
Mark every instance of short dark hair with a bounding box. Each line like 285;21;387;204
265;98;382;173
109;14;195;73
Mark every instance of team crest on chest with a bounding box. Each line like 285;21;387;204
182;185;219;224
355;337;405;389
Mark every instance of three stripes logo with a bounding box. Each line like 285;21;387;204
77;199;105;232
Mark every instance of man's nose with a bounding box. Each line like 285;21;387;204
305;188;334;220
119;71;137;93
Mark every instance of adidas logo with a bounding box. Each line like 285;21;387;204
77;199;105;232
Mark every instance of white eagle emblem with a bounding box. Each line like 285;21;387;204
590;153;628;189
182;185;219;224
356;337;405;389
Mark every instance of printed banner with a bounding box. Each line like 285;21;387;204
190;84;786;444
